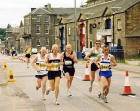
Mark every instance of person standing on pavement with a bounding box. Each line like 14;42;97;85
84;40;102;95
61;44;78;96
96;45;117;103
25;46;32;68
32;47;48;100
45;44;63;105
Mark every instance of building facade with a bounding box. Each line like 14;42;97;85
55;0;140;57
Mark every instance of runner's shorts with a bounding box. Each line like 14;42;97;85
48;70;61;80
63;67;75;76
99;70;112;78
25;54;31;58
35;74;48;79
91;62;99;71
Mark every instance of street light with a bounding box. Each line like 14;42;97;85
74;0;77;52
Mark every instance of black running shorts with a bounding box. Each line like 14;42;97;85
91;62;99;71
48;70;61;80
63;67;75;76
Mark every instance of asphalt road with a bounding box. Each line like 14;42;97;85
0;54;140;111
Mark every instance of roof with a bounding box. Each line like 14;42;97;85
126;27;140;38
64;0;140;23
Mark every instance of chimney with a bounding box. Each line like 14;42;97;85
31;8;36;12
45;3;51;10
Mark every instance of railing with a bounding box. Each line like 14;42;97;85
110;49;125;63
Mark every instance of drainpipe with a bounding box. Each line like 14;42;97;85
113;14;115;46
86;20;88;48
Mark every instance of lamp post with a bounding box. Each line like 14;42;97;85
74;0;77;52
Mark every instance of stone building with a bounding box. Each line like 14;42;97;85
24;4;75;52
55;0;140;57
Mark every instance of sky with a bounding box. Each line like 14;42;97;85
0;0;87;28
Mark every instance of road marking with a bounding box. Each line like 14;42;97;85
128;95;136;98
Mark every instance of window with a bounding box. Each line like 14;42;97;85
117;19;122;31
45;16;49;22
46;37;49;46
89;24;93;34
68;27;71;35
37;39;40;46
90;40;93;48
105;19;111;29
36;25;40;34
36;16;40;22
44;25;49;34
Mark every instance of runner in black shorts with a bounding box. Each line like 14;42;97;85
61;44;78;96
45;44;63;105
85;40;102;97
31;47;48;100
25;46;31;68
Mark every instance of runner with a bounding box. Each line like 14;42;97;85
45;44;63;105
31;47;48;100
61;44;78;96
96;45;117;103
84;40;102;96
25;46;32;68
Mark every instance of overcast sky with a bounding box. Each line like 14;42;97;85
0;0;87;28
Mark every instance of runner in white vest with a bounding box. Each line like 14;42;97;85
32;47;48;100
45;44;63;105
96;45;117;103
85;40;102;97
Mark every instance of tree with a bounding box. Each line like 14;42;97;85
0;28;6;35
7;24;12;29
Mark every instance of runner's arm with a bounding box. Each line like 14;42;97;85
95;54;102;68
31;56;40;71
84;49;94;60
73;52;78;63
110;55;117;67
59;53;64;65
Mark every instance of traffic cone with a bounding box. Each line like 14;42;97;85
8;70;16;82
83;62;90;81
121;71;135;96
4;62;8;70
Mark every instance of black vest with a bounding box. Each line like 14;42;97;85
63;51;74;68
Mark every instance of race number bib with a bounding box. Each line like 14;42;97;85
100;63;110;71
64;60;72;65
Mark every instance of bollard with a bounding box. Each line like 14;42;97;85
8;70;16;82
4;62;8;70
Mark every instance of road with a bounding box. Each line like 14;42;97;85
0;54;140;111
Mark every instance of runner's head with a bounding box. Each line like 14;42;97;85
66;44;72;53
95;40;101;48
40;47;46;56
52;44;58;54
103;45;109;54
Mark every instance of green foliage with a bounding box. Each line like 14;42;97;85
7;24;12;29
0;28;6;35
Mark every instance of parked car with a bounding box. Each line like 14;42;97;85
32;48;38;54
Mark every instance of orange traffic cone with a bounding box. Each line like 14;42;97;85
121;71;135;96
83;63;90;81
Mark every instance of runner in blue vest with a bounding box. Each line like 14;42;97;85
85;40;102;96
96;45;117;103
